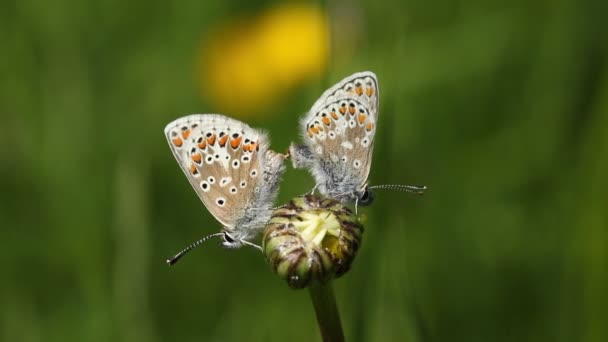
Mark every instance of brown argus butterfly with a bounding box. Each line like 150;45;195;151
289;72;426;212
164;114;286;264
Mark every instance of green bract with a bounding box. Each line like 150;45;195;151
263;195;363;289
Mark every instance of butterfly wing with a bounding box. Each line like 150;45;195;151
291;72;379;200
165;114;285;239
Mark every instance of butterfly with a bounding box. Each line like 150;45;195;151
164;114;286;265
288;71;426;211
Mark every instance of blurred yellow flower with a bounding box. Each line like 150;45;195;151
200;4;329;117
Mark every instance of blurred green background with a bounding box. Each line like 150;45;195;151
1;0;606;341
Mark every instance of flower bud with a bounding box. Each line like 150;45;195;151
263;195;363;289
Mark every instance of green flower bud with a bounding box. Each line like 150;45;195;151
263;195;364;289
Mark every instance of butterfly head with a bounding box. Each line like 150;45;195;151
355;184;374;206
220;231;242;248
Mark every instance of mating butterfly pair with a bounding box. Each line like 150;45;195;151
165;72;425;264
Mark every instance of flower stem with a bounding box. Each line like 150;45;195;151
308;282;345;342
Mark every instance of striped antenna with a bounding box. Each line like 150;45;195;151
166;232;224;266
369;184;427;195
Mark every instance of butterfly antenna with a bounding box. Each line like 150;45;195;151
369;184;427;195
166;232;224;266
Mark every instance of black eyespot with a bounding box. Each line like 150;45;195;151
206;132;212;137
219;132;225;137
232;133;239;138
181;126;188;131
197;137;203;143
217;199;224;205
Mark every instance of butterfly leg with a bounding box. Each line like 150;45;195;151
240;239;263;252
310;183;320;195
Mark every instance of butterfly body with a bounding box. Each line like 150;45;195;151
289;71;379;205
165;114;286;249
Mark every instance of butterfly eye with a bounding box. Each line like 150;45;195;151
361;191;369;201
359;189;374;205
224;233;235;243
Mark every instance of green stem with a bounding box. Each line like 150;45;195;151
308;282;345;342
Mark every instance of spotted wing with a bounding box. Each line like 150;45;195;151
165;114;277;231
299;72;379;196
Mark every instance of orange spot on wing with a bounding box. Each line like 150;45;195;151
330;111;339;120
207;134;216;145
322;117;331;126
198;140;206;149
358;114;367;124
348;106;356;115
366;122;374;131
191;153;202;163
243;143;252;152
189;164;198;175
230;136;242;149
310;126;319;134
339;106;347;114
356;86;363;96
172;137;183;147
366;87;374;97
218;134;228;147
182;129;191;139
